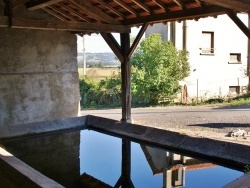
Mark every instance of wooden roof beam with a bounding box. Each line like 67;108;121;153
133;0;152;13
42;7;66;21
26;0;62;10
58;3;91;22
97;1;126;19
123;5;228;26
201;0;250;12
13;0;29;9
69;0;120;24
0;16;130;33
152;0;169;12
48;5;79;22
194;0;205;7
173;0;187;9
113;0;138;16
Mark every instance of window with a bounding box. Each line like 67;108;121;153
200;31;214;55
229;53;241;64
229;86;240;95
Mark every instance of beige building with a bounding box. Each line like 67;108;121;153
146;13;249;102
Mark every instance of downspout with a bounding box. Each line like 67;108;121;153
82;35;86;77
182;21;187;103
170;22;176;46
183;20;187;51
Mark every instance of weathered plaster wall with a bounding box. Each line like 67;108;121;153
0;28;80;126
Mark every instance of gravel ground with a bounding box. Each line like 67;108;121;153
81;105;250;145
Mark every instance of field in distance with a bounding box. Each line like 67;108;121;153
78;68;120;80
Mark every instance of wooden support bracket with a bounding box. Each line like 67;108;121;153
101;33;123;62
128;23;149;58
227;10;250;40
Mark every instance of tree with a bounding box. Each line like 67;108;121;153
131;33;190;105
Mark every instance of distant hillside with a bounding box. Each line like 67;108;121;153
77;52;120;67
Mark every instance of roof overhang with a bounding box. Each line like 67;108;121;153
1;0;249;34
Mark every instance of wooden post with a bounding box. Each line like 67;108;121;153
120;33;132;123
4;0;13;27
102;26;147;122
114;139;134;188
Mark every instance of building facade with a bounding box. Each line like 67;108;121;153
145;13;249;103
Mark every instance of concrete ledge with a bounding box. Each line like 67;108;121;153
0;147;64;187
87;115;250;171
0;116;87;139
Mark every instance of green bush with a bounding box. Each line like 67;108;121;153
79;74;121;109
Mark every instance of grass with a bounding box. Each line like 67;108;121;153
227;95;250;107
78;67;120;80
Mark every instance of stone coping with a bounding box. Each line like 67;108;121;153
86;115;250;171
0;116;87;139
0;147;64;187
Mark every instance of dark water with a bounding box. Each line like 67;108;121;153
0;129;243;187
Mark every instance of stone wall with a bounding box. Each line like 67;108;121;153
0;28;80;126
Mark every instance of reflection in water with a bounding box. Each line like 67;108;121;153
0;129;244;187
114;140;134;188
141;145;216;188
0;130;81;187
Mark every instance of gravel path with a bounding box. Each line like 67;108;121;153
81;105;250;145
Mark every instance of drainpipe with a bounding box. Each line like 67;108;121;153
82;35;86;77
182;21;187;103
183;20;187;51
170;22;176;46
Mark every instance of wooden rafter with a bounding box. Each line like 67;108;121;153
69;0;120;24
97;1;126;19
194;0;205;7
58;2;91;22
42;7;65;21
0;16;130;33
173;0;186;9
133;0;152;13
113;0;138;16
201;0;250;12
26;0;62;10
48;5;78;21
152;0;169;12
13;0;29;9
123;5;228;26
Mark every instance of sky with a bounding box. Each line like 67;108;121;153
77;27;142;53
